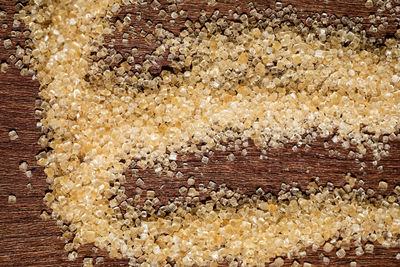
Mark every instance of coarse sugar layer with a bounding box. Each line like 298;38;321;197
16;0;400;265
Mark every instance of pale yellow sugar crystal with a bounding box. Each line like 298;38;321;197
378;180;388;191
365;0;373;8
8;130;18;141
1;62;8;73
270;257;284;267
19;161;28;172
8;195;16;204
336;248;346;258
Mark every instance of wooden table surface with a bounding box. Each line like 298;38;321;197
1;0;400;266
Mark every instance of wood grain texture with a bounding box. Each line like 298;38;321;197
0;0;400;266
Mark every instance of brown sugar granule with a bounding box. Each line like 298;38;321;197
25;170;32;178
378;180;388;191
187;176;195;186
19;161;28;172
83;257;93;267
365;0;374;8
8;130;18;141
3;39;12;49
365;243;375;253
270;257;284;267
323;242;334;253
40;210;50;220
336;248;346;258
1;62;8;73
8;194;16;204
95;256;104;265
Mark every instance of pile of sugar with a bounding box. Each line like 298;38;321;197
33;1;400;175
15;0;400;265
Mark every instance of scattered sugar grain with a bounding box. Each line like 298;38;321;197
8;130;18;140
8;194;16;204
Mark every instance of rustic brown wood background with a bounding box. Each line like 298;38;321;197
1;0;400;266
